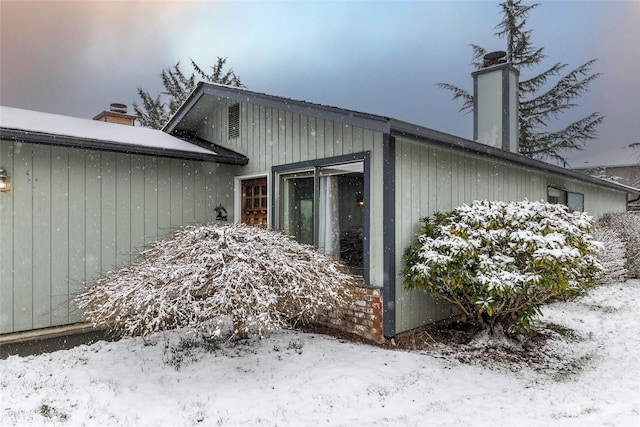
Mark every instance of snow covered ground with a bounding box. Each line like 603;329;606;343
1;280;639;426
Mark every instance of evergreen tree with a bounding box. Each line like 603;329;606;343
133;57;244;129
438;0;603;165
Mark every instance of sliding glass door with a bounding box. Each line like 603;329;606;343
276;160;365;275
279;171;315;245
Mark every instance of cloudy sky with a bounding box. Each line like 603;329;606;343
1;0;638;166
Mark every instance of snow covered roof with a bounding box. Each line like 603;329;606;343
569;144;640;169
0;106;246;164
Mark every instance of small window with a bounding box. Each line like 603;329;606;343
547;187;584;212
228;103;240;140
547;187;567;205
567;192;584;212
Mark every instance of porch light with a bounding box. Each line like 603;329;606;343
214;204;228;221
0;168;9;192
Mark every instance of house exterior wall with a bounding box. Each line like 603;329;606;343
546;174;629;218
393;138;629;334
573;165;640;211
0;140;224;334
194;100;387;287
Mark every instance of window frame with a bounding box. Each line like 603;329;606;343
547;186;584;212
272;152;370;282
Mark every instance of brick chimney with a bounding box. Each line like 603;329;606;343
472;51;519;153
93;103;136;126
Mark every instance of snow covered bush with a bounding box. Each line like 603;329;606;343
402;200;603;335
592;226;628;283
75;223;358;339
596;212;640;278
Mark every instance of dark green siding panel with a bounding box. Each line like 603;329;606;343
260;107;269;169
51;146;70;326
283;111;292;165
12;143;34;331
333;122;342;157
208;165;222;220
100;152;117;275
142;157;157;246
194;164;207;222
84;152;101;281
68;148;86;324
315;119;325;159
116;155;132;267
0;142;15;333
170;159;183;227
157;157;171;232
183;161;195;224
324;121;334;158
251;105;260;167
476;160;489;201
342;125;353;155
299;115;309;160
292;113;301;163
272;109;282;166
32;144;53;329
428;147;437;209
130;156;146;249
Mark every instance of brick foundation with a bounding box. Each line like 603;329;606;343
316;287;384;344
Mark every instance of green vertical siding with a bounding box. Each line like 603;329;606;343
393;138;628;334
101;152;117;275
32;144;52;329
67;148;86;324
0;140;221;334
194;102;386;286
12;143;34;332
51;146;70;326
116;155;132;268
0;141;14;331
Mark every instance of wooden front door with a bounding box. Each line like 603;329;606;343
241;178;268;226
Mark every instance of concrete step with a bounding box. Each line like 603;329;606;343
0;324;117;359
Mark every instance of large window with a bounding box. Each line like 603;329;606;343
275;156;368;277
548;187;584;212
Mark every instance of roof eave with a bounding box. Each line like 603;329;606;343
0;127;232;163
389;120;640;196
164;82;392;135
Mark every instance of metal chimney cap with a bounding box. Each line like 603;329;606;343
110;103;128;114
483;51;507;67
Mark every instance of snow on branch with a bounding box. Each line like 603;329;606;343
403;200;604;335
75;223;359;339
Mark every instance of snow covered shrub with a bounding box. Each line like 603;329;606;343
75;223;357;339
402;200;603;335
596;213;640;278
592;226;627;283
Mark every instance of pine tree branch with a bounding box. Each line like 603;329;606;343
439;0;603;162
519;62;565;95
134;57;244;128
435;83;474;114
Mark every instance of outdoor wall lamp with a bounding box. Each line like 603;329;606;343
0;168;10;192
214;204;228;221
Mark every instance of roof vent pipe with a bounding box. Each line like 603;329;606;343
482;51;507;68
110;103;128;114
